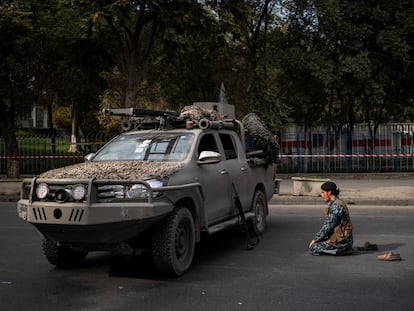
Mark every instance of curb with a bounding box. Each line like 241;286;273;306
270;194;412;206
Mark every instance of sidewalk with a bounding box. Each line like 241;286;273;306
272;173;414;206
2;173;414;205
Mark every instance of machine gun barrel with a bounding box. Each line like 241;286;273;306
103;108;179;118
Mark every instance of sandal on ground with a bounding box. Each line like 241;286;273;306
357;241;378;251
377;251;401;261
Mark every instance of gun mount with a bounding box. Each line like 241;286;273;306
103;107;186;131
103;106;240;132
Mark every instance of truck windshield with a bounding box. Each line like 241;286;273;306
93;132;194;162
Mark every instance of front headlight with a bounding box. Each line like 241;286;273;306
126;179;165;199
72;184;86;201
126;184;147;199
36;183;49;199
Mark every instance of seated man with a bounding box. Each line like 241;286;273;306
309;181;353;256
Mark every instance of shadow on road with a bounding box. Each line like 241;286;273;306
76;227;250;280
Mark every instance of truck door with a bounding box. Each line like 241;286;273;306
195;133;234;223
218;132;251;211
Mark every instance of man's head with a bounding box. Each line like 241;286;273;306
320;181;340;202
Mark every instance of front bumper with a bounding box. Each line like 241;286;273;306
17;199;173;225
17;199;173;243
17;178;202;244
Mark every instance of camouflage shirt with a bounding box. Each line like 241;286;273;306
313;197;353;245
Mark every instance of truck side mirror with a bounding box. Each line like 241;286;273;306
197;151;222;165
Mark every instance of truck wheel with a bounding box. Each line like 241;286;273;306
42;239;87;268
152;208;195;276
249;190;267;235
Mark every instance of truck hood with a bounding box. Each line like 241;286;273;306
39;161;184;180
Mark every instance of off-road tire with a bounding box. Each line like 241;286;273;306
42;239;87;268
248;190;267;236
152;208;195;276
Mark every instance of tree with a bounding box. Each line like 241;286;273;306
88;0;202;108
276;0;414;131
0;1;35;177
150;1;293;128
311;0;414;151
32;1;111;152
149;1;233;108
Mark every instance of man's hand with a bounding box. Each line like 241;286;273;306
309;239;315;249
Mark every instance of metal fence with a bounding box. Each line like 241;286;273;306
278;123;414;173
0;133;111;175
1;123;414;175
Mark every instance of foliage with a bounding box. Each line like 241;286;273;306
0;0;37;177
1;0;414;176
278;0;414;130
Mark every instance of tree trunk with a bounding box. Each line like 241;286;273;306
120;21;157;108
46;100;57;153
68;106;79;153
4;128;20;178
123;48;139;108
124;66;138;108
0;98;20;178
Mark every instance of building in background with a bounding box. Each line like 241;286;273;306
16;104;49;129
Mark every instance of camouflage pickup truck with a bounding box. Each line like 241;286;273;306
17;103;278;276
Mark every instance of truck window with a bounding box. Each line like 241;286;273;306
93;133;193;162
197;134;219;156
219;133;237;160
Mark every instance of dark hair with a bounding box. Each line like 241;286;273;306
321;181;340;196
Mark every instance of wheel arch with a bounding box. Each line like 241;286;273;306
252;183;268;215
174;197;201;242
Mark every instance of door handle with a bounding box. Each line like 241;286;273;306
241;167;247;172
220;169;228;175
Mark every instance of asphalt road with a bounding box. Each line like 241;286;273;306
1;202;413;311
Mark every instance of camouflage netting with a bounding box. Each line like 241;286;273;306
180;105;220;122
242;113;280;164
39;161;184;180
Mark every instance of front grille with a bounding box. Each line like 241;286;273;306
32;207;47;221
68;208;85;222
31;207;85;223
